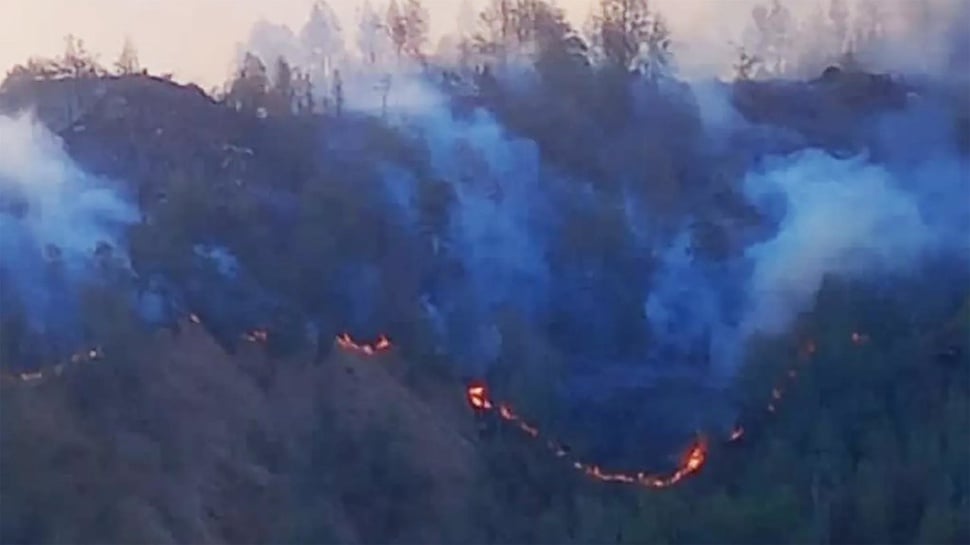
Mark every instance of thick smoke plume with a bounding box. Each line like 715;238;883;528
741;150;936;336
335;64;969;401
0;113;137;342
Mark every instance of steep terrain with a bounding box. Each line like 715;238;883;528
1;61;968;543
0;320;482;543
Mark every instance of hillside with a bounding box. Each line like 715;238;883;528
1;29;968;544
0;319;483;543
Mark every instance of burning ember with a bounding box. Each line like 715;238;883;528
467;383;493;410
2;345;102;385
336;333;392;356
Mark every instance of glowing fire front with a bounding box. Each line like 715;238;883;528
1;347;102;385
336;333;392;356
5;313;875;494
465;382;709;489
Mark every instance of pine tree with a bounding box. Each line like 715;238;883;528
642;14;672;83
301;1;344;83
331;69;344;117
733;46;761;81
114;37;140;75
272;57;294;115
403;0;430;60
592;0;653;73
228;53;270;113
357;0;389;65
747;0;792;77
828;0;850;57
386;0;408;59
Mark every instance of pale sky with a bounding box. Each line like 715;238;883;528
0;0;768;87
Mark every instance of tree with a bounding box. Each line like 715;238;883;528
386;0;408;59
114;37;140;75
828;0;850;57
1;58;67;90
641;14;673;83
476;0;516;63
59;34;105;125
532;3;591;89
853;0;885;64
592;0;653;73
357;0;389;65
300;1;344;85
456;0;480;69
747;0;792;77
457;0;478;39
331;69;344;117
402;0;430;61
300;71;316;114
377;74;392;119
227;52;270;113
61;34;104;78
474;0;547;66
733;46;761;81
271;57;295;115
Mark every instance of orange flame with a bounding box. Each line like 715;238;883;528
467;384;493;410
5;317;836;495
465;381;708;489
336;333;392;356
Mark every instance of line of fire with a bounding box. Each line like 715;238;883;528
2;312;876;491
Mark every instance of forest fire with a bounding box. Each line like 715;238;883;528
3;315;831;492
1;346;102;385
465;381;710;489
336;333;392;355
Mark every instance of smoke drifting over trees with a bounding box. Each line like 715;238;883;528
0;0;968;543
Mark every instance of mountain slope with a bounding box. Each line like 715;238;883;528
0;319;481;543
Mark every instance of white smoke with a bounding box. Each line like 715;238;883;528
0;113;137;329
740;149;934;336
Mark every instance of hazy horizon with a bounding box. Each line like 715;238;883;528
2;0;966;88
0;0;808;87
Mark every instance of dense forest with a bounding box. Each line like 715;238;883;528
0;0;968;543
